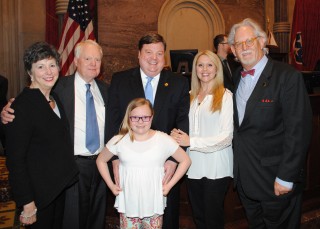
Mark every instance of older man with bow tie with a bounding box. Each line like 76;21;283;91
229;18;312;229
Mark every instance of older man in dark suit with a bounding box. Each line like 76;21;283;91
106;33;189;229
229;18;312;229
54;40;108;229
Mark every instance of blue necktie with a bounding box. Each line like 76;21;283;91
145;76;154;105
85;84;100;153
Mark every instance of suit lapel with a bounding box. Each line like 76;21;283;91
129;68;145;98
223;61;232;80
96;80;108;105
233;68;242;128
96;79;108;142
128;69;170;124
61;75;76;142
241;60;273;127
152;71;170;124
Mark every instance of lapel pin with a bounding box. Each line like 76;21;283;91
164;83;169;87
262;82;268;87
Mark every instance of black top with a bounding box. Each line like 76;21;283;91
0;75;8;111
0;75;8;147
5;88;78;209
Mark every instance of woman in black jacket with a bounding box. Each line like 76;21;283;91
5;42;78;228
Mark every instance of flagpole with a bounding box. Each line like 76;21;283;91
56;0;69;39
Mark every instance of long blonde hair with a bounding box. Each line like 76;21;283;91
190;50;225;112
118;98;154;142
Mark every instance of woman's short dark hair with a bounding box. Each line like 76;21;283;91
138;33;166;51
23;42;60;73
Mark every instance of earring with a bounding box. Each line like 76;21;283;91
30;76;34;81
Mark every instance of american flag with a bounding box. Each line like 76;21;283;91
58;0;95;76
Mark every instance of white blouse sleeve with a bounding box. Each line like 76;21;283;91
190;91;233;153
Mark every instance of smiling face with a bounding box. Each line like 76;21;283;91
74;43;102;82
129;104;153;137
196;54;217;86
138;42;165;77
231;26;265;70
29;57;59;93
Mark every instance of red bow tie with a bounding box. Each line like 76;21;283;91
241;69;255;77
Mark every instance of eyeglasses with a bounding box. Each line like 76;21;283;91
129;116;152;122
233;37;259;50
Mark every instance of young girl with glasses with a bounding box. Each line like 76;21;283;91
96;98;191;228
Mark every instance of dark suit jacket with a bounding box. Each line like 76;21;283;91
106;67;189;141
221;60;234;92
6;88;78;209
233;58;312;200
0;75;8;147
221;55;241;93
0;75;8;110
53;74;109;145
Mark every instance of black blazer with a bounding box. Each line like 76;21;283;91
0;75;8;110
106;67;190;141
53;74;109;144
221;60;234;92
0;75;8;146
222;55;241;93
233;59;312;200
6;88;78;209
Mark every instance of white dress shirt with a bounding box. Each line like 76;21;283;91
74;73;105;156
236;55;268;125
187;90;234;179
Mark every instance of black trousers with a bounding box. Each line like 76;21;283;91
187;177;230;229
62;157;107;229
28;190;65;229
163;179;181;229
237;179;302;229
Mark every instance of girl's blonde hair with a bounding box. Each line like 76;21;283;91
118;98;154;142
190;50;225;112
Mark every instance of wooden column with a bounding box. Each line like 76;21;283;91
273;0;290;62
56;0;69;37
0;0;22;98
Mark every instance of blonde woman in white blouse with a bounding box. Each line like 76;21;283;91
171;50;233;229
